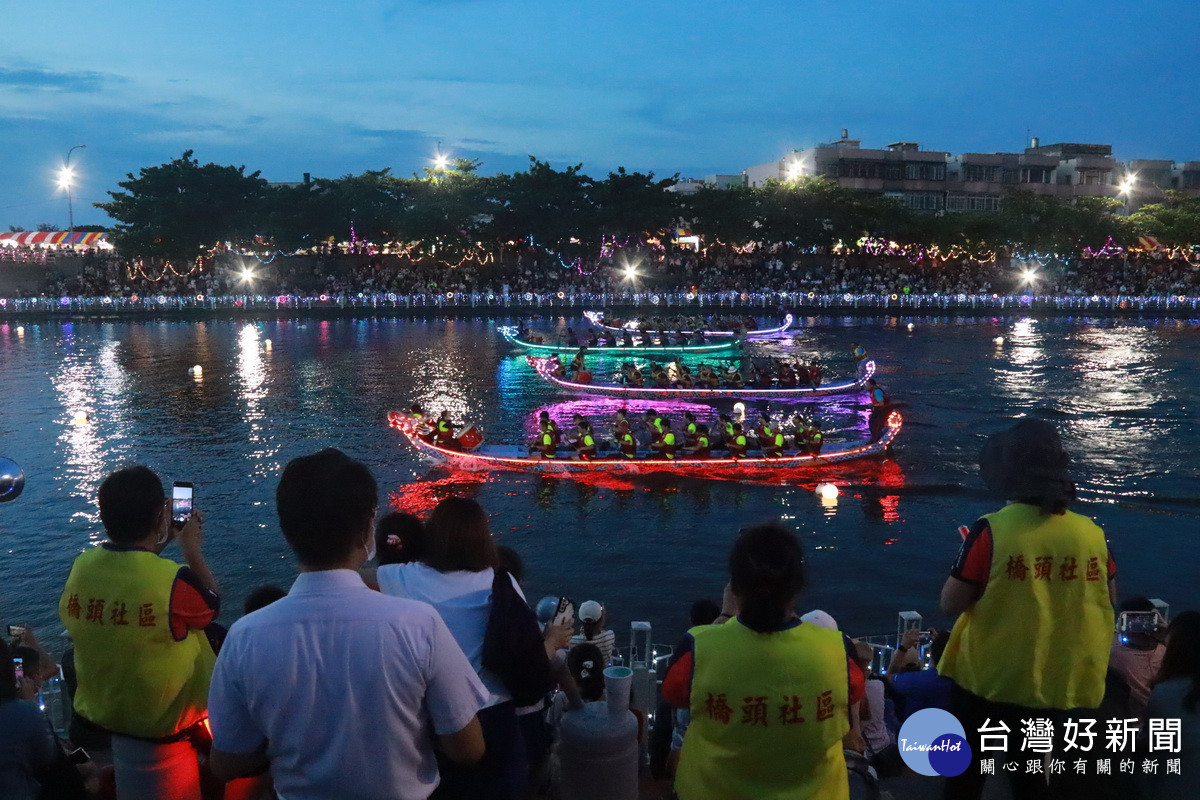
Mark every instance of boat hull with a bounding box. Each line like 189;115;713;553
528;357;875;400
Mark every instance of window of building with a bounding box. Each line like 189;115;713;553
1021;167;1052;184
904;163;946;181
903;191;945;211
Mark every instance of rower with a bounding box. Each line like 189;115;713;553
602;330;617;347
435;411;459;448
569;350;586;374
726;422;749;459
804;421;824;455
866;378;891;442
586;330;600;348
529;420;557;459
623;363;644;387
756;412;775;447
778;363;798;388
614;408;632;439
650;419;678;460
644;409;665;444
615;426;637;459
762;425;786;459
718;413;735;447
684;423;711;459
622;328;635;347
573;420;598;460
538;410;563;447
852;342;868;362
566;327;580;347
683;411;700;448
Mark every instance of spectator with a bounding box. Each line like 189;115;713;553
853;640;902;778
241;584;287;615
0;637;89;800
889;628;953;721
1109;596;1167;717
58;465;220;800
1141;610;1200;799
374;496;532;800
651;598;723;779
376;511;424;566
938;419;1115;800
207;448;486;799
570;600;616;666
662;523;864;800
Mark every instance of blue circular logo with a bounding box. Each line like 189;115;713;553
897;708;971;776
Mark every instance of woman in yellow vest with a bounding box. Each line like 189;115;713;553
662;524;862;800
938;419;1115;800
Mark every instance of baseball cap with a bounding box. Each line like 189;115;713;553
578;600;604;622
801;609;839;630
535;596;559;624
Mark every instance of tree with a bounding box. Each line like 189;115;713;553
96;150;268;261
589;167;679;241
486;158;594;250
682;185;761;244
1128;192;1200;246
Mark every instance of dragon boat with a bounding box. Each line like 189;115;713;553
388;410;901;479
528;356;875;400
584;311;793;338
498;325;741;356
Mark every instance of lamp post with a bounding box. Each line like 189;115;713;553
1118;173;1136;215
61;144;86;243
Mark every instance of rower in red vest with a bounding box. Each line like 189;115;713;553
755;412;775;448
528;419;558;459
684;424;711;460
644;409;665;444
866;378;891;442
537;410;562;447
650;419;678;460
572;420;598;460
683;411;700;448
726;423;749;459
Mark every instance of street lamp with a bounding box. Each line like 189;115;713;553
61;144;86;242
1118;173;1136;214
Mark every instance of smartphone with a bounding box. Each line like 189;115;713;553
171;482;194;528
13;656;23;686
6;624;25;638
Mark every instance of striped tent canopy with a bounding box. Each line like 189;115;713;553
0;231;109;246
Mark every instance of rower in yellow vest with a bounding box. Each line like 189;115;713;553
651;419;678;460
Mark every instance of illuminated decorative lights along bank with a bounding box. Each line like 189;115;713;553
2;290;1198;315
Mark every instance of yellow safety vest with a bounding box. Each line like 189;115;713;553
662;431;676;459
678;619;850;800
938;503;1112;709
773;432;785;448
60;546;215;739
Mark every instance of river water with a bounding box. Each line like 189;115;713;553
1;314;1197;647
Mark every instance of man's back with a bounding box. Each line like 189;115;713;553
209;570;486;800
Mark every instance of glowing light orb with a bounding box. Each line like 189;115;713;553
993;336;1005;345
906;323;915;331
192;365;203;375
72;410;89;425
816;483;839;500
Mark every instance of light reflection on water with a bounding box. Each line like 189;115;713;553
1;314;1198;646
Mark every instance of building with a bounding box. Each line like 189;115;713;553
731;133;1197;213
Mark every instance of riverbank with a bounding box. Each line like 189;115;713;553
2;290;1200;320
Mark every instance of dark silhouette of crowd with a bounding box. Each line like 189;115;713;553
11;245;1200;302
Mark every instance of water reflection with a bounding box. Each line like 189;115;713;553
237;324;278;482
53;332;134;542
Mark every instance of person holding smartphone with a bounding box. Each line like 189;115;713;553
59;466;221;800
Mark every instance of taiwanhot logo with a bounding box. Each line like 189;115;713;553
897;708;972;777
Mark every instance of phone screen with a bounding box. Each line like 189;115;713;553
13;657;23;685
172;483;194;527
552;597;574;627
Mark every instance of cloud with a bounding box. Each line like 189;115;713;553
0;66;124;93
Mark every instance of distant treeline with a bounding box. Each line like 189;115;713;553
94;151;1200;263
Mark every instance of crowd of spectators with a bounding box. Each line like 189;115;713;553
8;245;1200;302
3;421;1200;799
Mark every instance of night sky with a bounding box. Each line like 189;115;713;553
3;0;1197;228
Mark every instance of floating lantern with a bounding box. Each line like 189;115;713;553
264;339;272;350
72;410;90;425
816;483;839;500
993;336;1005;345
192;365;203;375
906;323;915;331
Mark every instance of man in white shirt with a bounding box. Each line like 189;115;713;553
208;448;487;800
